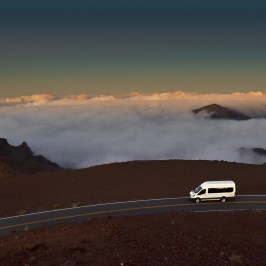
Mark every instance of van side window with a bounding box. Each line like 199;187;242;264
208;187;234;193
198;189;206;195
208;188;216;193
225;187;233;192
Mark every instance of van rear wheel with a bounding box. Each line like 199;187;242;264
221;197;226;203
195;198;200;203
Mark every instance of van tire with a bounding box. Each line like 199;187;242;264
195;198;200;203
221;197;226;203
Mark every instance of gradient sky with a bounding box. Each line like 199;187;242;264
0;1;266;97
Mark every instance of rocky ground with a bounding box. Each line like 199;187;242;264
1;210;265;265
1;160;266;265
1;160;266;217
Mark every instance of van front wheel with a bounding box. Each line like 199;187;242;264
221;197;226;203
195;198;201;203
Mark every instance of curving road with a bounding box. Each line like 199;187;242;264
1;195;266;237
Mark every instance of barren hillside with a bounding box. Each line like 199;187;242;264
0;160;265;217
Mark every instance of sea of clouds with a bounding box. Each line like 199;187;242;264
1;91;266;168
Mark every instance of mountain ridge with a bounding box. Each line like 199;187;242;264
0;138;61;178
192;103;251;120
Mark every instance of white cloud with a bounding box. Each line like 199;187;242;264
0;91;266;168
0;94;54;105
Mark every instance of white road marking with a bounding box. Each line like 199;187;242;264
194;208;266;213
237;195;266;197
1;195;266;221
0;197;188;221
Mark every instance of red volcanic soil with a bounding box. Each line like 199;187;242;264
0;160;266;217
1;211;266;265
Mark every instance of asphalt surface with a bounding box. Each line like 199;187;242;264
1;195;266;237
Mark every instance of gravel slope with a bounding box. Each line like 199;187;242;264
0;211;265;265
0;160;266;217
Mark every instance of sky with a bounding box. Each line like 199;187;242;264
1;2;266;167
1;0;266;97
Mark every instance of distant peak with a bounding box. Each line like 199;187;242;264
0;138;9;146
204;103;222;108
0;138;61;176
194;104;229;112
192;103;251;120
20;141;29;148
18;141;33;155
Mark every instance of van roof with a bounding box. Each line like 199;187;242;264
201;180;235;187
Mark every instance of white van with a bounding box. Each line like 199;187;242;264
190;180;236;203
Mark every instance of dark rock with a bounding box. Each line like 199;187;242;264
0;138;33;159
0;138;61;177
239;147;266;156
0;138;8;146
192;104;251;120
229;254;243;264
239;147;266;159
68;246;88;253
252;148;266;156
29;242;48;252
19;141;34;156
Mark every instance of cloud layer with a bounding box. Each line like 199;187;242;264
1;91;266;168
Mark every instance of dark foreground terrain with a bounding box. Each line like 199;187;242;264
1;211;265;265
1;160;266;265
0;160;266;217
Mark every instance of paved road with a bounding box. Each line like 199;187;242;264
1;195;266;236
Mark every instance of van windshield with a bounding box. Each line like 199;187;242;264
194;186;202;193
